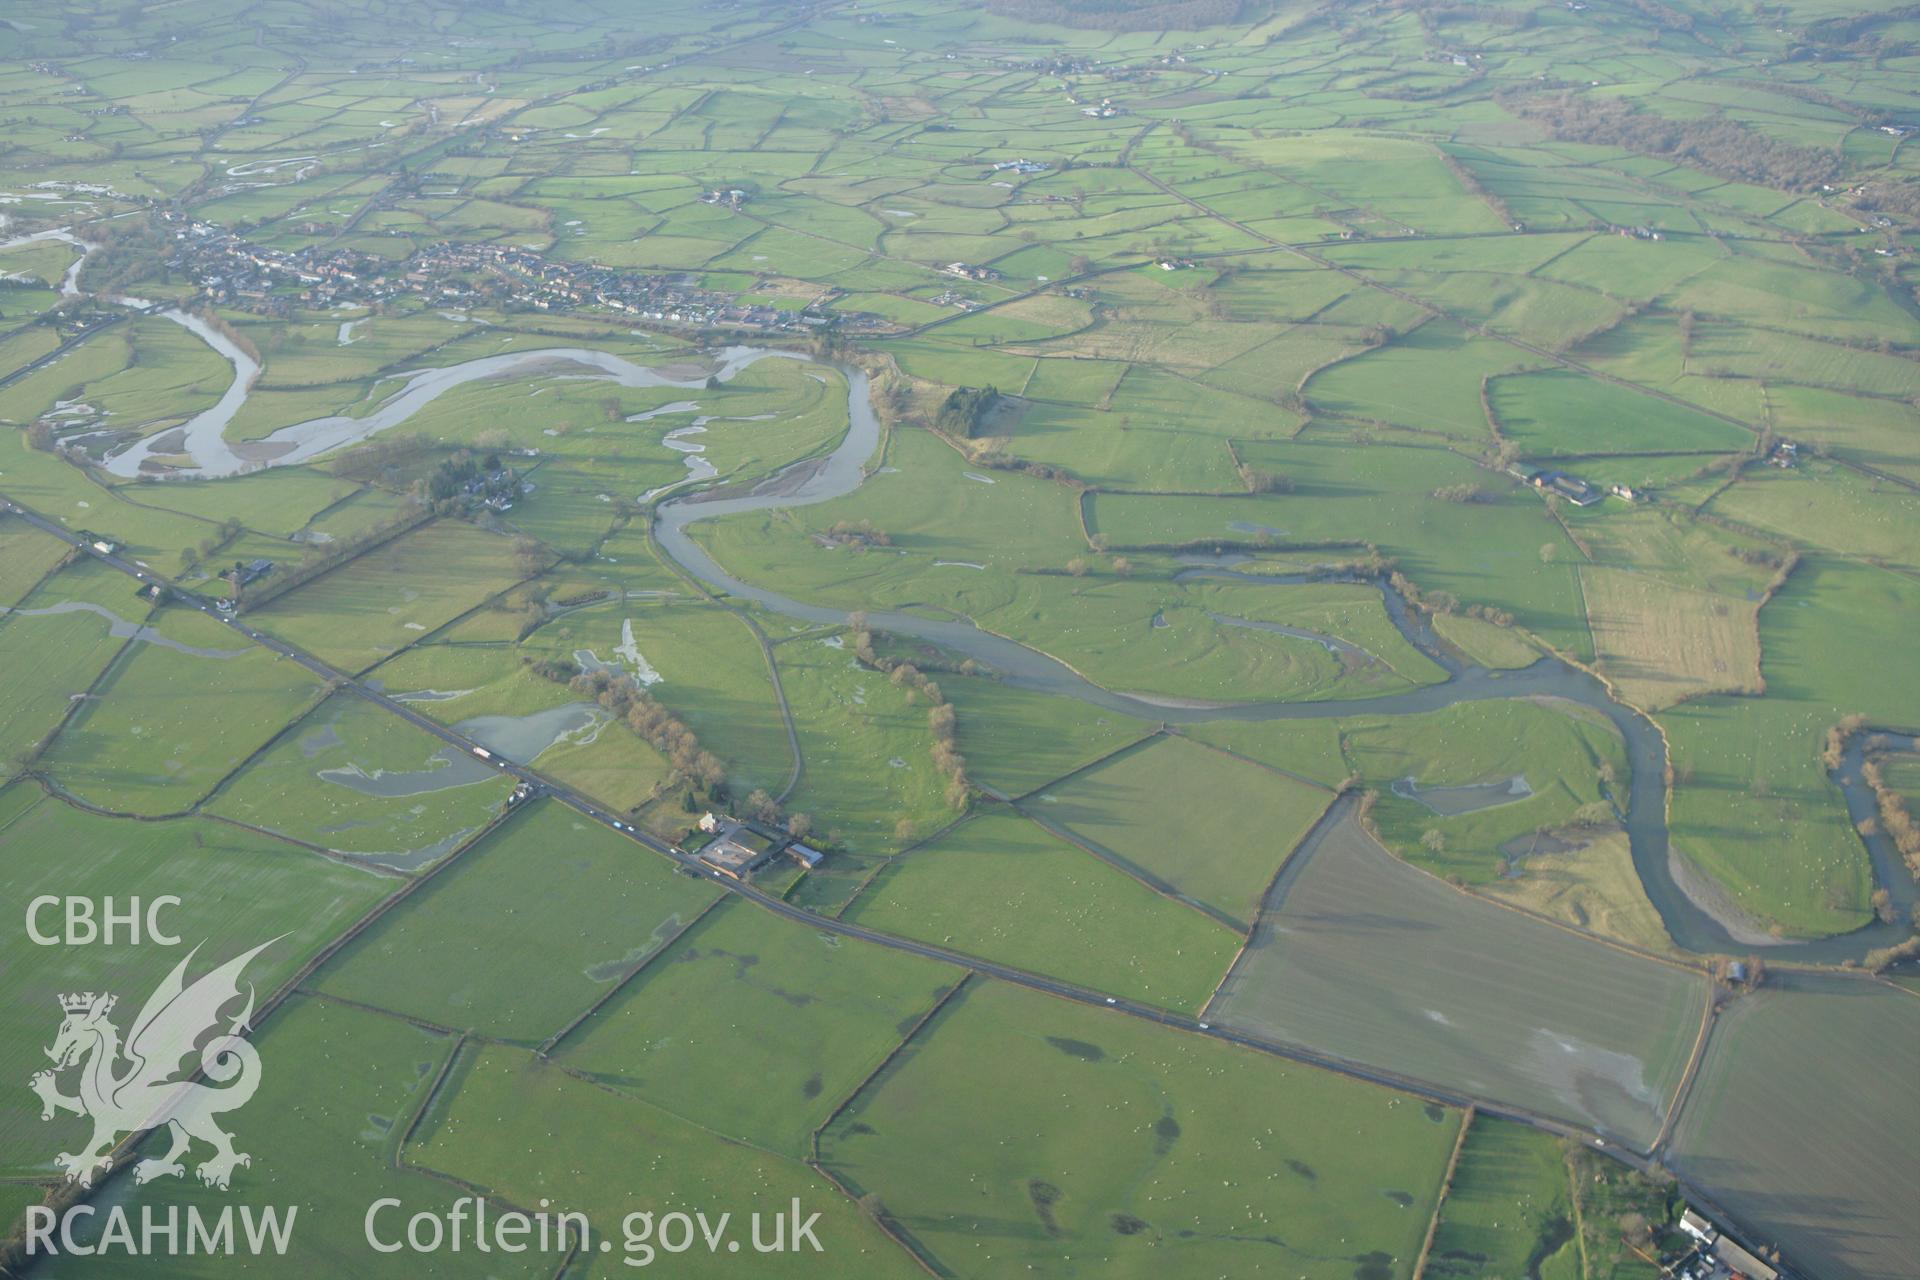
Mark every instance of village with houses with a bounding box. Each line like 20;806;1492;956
153;214;859;333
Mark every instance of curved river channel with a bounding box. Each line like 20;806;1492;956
652;360;1915;966
84;324;1915;964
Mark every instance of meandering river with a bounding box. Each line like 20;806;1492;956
650;361;1915;965
28;301;1909;963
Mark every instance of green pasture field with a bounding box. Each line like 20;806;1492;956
1662;558;1920;938
689;426;1085;611
495;461;641;558
315;798;718;1042
1686;321;1919;399
0;790;390;1176
1210;813;1706;1150
408;1041;906;1279
982;394;1247;493
117;468;364;538
529;712;676;815
1030;734;1332;929
1182;576;1448;686
1345;698;1628;884
1487;370;1749;457
942;671;1154;798
1019;355;1129;406
1667;254;1917;346
298;484;421;543
1666;975;1919;1280
1177;719;1352;790
0;282;65;333
365;639;579;723
685;356;852;480
43;607;323;815
42;996;536;1279
1568;314;1769;432
0;327;61;381
962;573;1442;705
1765;385;1920;486
234;319;525;406
0;562;140;766
1707;460;1919;570
841;809;1241;1012
1425;1116;1578;1280
1431;611;1542;669
525;599;792;795
1304;319;1540;440
247;519;530;671
1881;753;1920;813
0;430;212;575
0;514;71;603
209;691;514;863
772;631;954;854
820;978;1460;1280
1532;231;1727;302
1429;1114;1672;1276
1368;270;1625;353
217;382;379;446
0;237;80;286
27;316;233;435
1086;441;1592;658
1573;504;1775;597
557;898;958;1157
580;524;690;595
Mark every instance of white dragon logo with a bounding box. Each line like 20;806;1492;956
29;939;276;1190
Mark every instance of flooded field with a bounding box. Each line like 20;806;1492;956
450;702;607;764
1392;773;1534;816
1666;973;1920;1280
1208;802;1708;1150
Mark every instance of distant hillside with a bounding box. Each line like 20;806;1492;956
985;0;1259;31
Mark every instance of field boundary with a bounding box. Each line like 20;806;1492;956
176;675;335;814
0;537;78;611
1200;790;1355;1020
829;806;980;920
1008;726;1165;804
4;798;519;1239
396;1030;469;1156
1356;796;1711;979
238;503;437;613
1198;790;1342;1018
1410;1103;1475;1280
537;891;729;1056
1013;801;1246;934
18;598;156;770
806;973;973;1280
1652;992;1721;1156
809;972;973;1165
1172;728;1339;792
0;312;123;389
200;810;412;877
